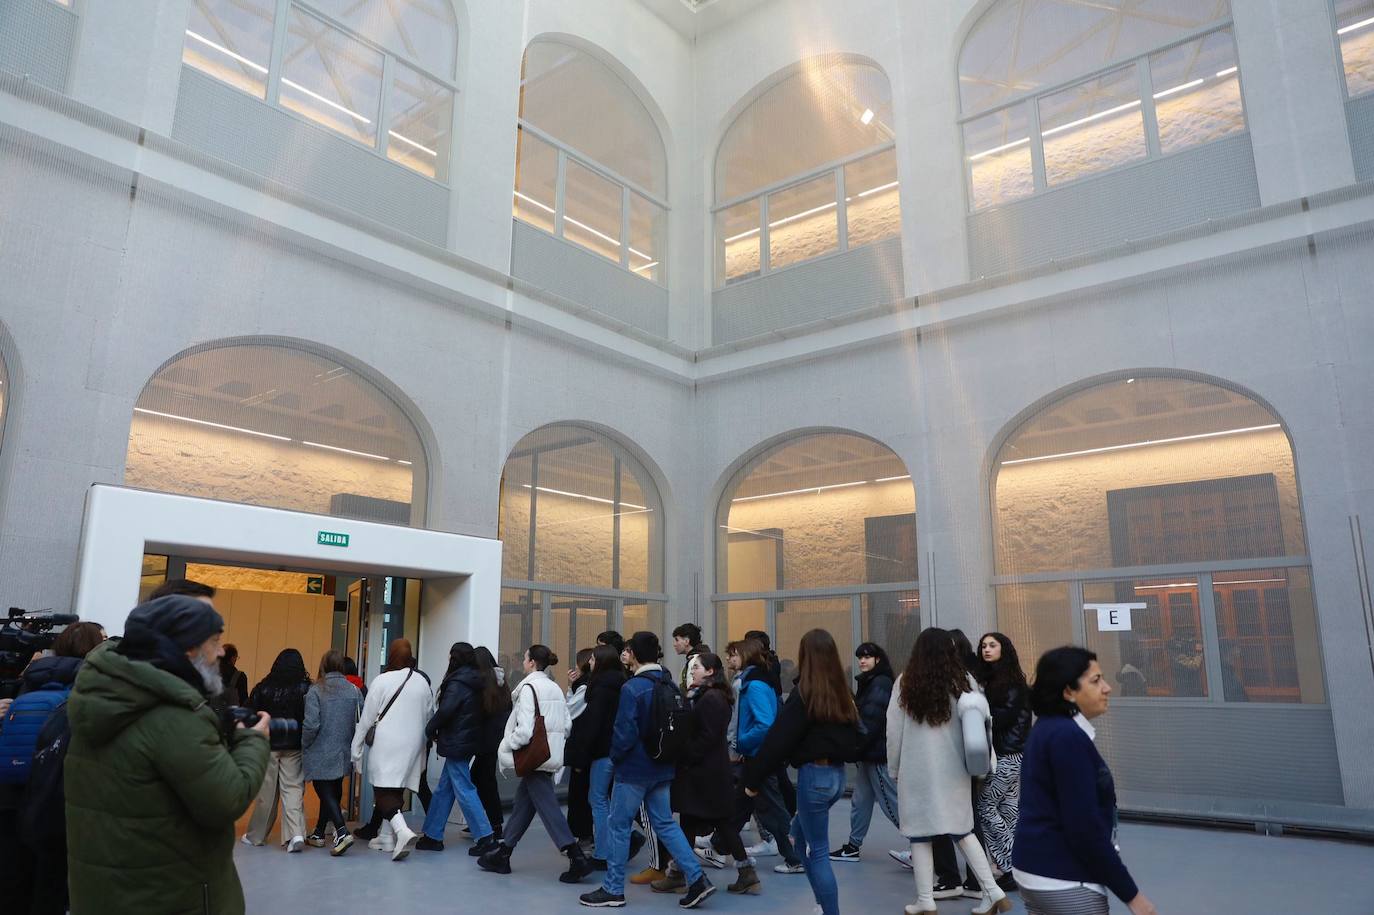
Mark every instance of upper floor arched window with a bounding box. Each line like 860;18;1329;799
714;58;901;287
125;341;428;526
1336;0;1374;98
959;1;1244;210
513;39;668;284
182;0;458;180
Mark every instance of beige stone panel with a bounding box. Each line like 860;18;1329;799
226;591;263;688
1342;27;1374;97
285;595;318;669
255;593;290;686
187;563;316;594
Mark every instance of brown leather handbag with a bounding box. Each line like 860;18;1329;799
512;683;551;777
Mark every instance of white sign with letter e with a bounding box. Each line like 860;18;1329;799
1085;602;1145;632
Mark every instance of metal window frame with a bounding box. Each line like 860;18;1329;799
1330;0;1374;101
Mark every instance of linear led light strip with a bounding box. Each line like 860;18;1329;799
521;483;647;510
512;191;659;273
1338;15;1374;35
134;407;412;464
186;31;436;157
721;179;901;244
1132;577;1286;591
732;474;910;503
1001;423;1282;466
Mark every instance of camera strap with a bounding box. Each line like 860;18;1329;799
372;668;413;730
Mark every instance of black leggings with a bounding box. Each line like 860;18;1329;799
472;752;503;831
313;779;346;833
373;787;405;820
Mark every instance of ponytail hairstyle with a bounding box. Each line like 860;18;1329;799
527;644;559;671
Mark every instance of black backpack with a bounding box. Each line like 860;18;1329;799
19;700;70;845
642;672;694;763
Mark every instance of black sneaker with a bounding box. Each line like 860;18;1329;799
579;889;626;908
961;875;982;899
996;873;1018;893
829;842;861;862
933;879;964;900
680;875;716;908
415;836;444;852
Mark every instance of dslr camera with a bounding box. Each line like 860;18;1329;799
222;705;300;752
1;608;79;699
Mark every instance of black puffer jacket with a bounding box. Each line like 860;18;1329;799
743;685;859;790
854;663;895;764
672;685;734;820
988;684;1031;756
248;676;310;749
426;667;486;759
565;668;626;769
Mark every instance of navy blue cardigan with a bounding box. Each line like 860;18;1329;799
1011;715;1139;903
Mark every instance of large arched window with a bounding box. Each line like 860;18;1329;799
1336;0;1374;98
498;424;665;687
959;1;1244;209
715;431;917;675
125;342;428;525
513;39;668;283
182;0;458;179
992;374;1323;706
713;58;900;287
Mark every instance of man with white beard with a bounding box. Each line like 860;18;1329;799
64;594;272;915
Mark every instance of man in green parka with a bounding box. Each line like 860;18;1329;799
65;594;272;914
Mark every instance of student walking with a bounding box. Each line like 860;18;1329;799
975;632;1031;883
479;644;592;883
419;642;498;855
567;647;597;849
1013;647;1158;915
830;641;899;863
472;646;511;839
888;628;1008;915
302;650;362;856
743;630;859;915
566;644;628;868
242;649;312;852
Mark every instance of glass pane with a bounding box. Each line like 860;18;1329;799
715;199;761;287
1213;568;1323;704
1338;0;1374;98
1151;29;1245;155
622;602;665;644
995;582;1072;676
183;0;275;99
281;8;383;145
1040;64;1146;186
139;554;169;603
386;62;453;180
548;596;611;690
776;597;855;681
964;104;1034;209
1083;577;1207;698
767;172;839;271
628;193;666;284
844;148;901;247
513;128;558;232
500;587;542;689
309;0;457;78
716;600;768;649
861;590;920;671
563;159;623;263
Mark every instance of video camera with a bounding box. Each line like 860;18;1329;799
0;607;80;699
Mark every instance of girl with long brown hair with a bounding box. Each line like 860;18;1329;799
302;649;362;855
743;629;859;915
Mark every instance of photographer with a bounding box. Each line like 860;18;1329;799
65;595;270;915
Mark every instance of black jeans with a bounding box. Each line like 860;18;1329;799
472;751;503;831
26;836;67;915
313;778;346;834
568;766;592;840
0;809;34;913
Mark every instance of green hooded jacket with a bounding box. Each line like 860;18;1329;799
65;642;270;915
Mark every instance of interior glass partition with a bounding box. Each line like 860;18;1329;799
1337;0;1374;98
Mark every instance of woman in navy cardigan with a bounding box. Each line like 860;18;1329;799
1012;647;1158;915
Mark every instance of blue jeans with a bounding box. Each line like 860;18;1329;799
848;761;900;846
589;757;614;860
791;763;845;915
603;778;703;896
421;757;492;842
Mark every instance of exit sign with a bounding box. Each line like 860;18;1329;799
317;531;350;548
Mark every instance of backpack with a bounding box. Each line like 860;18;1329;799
19;701;70;844
642;672;695;764
0;681;72;785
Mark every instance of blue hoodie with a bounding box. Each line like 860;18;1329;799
609;665;675;786
734;665;777;758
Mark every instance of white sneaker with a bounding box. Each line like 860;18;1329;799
696;847;729;869
239;835;258;847
694;836;712;850
369;822;396;853
745;838;778;858
888;849;912;869
286;835;305;853
773;862;806;874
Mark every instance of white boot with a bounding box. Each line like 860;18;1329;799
903;842;937;915
369;820;395;852
960;834;1010;915
390;812;419;861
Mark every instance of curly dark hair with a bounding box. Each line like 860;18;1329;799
977;631;1028;705
898;627;971;726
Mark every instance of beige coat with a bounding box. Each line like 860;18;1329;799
886;674;990;838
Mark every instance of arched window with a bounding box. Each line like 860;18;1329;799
714;59;900;287
991;374;1323;705
514;39;668;283
1336;0;1374;98
715;431;917;674
125;342;428;525
498;424;665;687
959;1;1243;209
182;0;458;180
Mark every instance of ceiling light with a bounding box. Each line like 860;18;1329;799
857;180;899;198
396;459;413;466
1126;378;1135;383
134;407;292;441
860;108;875;125
723;226;760;244
1000;423;1282;466
280;77;372;124
302;441;391;461
968;137;1030;162
1042;99;1142;138
1338;15;1374;35
732;474;909;503
521;483;647;510
1215;66;1238;78
1132;582;1197;591
514;190;556;215
1153;78;1204;100
388;130;437;157
185;30;267;74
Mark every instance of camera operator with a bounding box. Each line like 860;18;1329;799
65;594;271;915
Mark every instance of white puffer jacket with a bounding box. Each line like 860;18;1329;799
498;669;569;775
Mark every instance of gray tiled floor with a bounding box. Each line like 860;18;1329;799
235;800;1374;914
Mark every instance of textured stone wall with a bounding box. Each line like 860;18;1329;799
185;562;319;595
1343;28;1374;97
721;186;901;280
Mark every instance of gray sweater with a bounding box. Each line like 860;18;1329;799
302;672;362;780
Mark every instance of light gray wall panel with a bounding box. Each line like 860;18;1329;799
1096;703;1343;806
968;135;1261;278
0;0;76;92
171;67;448;246
711;236;905;345
510;220;670;339
1348;95;1374;183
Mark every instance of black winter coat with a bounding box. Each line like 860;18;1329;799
426;667;487;759
854;665;894;763
249;675;310;748
743;686;859;791
988;684;1032;756
565;669;626;769
671;686;734;820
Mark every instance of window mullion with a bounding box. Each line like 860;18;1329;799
1198;573;1226;704
377;53;394;155
554;149;567;237
621;185;631;269
1069;580;1086;644
1027;98;1048;192
835;166;849;253
759;193;771;275
1138;56;1162;159
267;0;290;105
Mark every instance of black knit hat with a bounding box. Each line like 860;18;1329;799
123;594;224;652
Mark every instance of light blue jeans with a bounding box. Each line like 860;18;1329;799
603;778;703;896
421;756;492;842
589;757;614;860
791;762;845;915
848;761;900;846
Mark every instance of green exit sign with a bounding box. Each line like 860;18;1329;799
317;531;350;548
